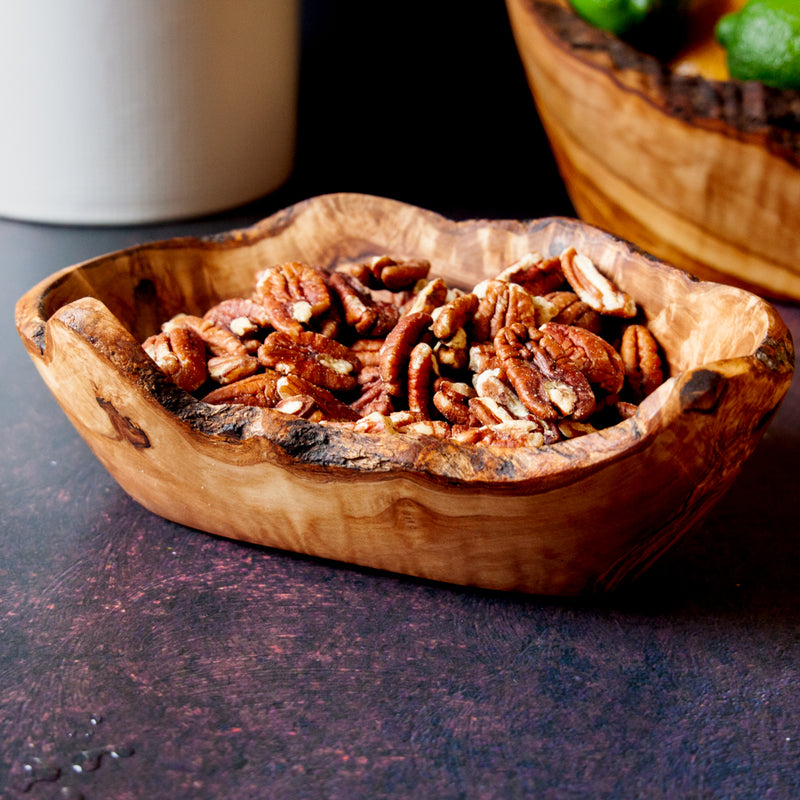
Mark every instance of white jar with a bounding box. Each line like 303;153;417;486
0;0;299;224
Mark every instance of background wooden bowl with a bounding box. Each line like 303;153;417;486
15;194;793;595
506;0;800;302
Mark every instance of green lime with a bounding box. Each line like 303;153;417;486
716;0;800;88
569;0;664;36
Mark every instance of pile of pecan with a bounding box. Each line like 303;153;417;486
142;248;665;448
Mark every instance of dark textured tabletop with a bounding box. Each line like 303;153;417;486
2;3;799;799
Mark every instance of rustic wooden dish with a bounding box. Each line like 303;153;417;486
505;0;800;301
15;193;794;595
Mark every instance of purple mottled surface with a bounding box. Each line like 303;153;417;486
2;3;799;798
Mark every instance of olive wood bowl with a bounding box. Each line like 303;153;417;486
15;193;794;595
505;0;800;302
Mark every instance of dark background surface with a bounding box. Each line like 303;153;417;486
2;2;798;798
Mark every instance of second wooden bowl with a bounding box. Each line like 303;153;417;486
506;0;800;301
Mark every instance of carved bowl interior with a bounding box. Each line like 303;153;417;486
505;0;800;302
15;193;794;595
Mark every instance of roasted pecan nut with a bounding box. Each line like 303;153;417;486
494;252;565;296
468;396;517;426
540;291;602;333
620;324;665;402
615;400;639;420
468;342;503;374
560;247;637;318
274;394;325;421
275;374;360;421
403;278;450;316
471;281;546;342
328;271;400;337
472;368;531;420
352;411;396;434
431;293;479;340
163;314;251;359
207;353;260;385
502;358;563;420
432;379;476;426
428;292;478;372
539;322;625;397
378;312;434;396
406;342;439;419
203;298;272;335
343;255;432;292
495;325;596;421
258;330;360;392
254;261;332;335
351;367;394;416
142;327;207;393
397;418;451;438
350;338;386;368
493;322;542;363
202;370;282;407
558;419;600;440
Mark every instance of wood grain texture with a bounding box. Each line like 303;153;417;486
15;193;794;595
505;0;800;301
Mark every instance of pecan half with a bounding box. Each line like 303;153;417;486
471;281;546;342
495;324;596;421
258;330;360;392
254;262;332;335
158;312;256;390
558;419;600;440
274;394;323;421
340;255;432;292
540;291;602;334
397;418;451;438
350;338;386;368
403;278;450;316
616;400;639;420
351;367;394;416
352;411;397;434
378;312;434;396
620;324;665;402
163;314;250;360
275;374;360;421
207;353;260;385
468;396;517;426
407;342;439;419
494;252;565;296
203;297;272;335
432;379;476;426
202;370;282;407
431;293;479;340
539;322;625;397
560;247;637;318
142;327;207;392
468;342;503;374
328;271;400;337
472;368;531;420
